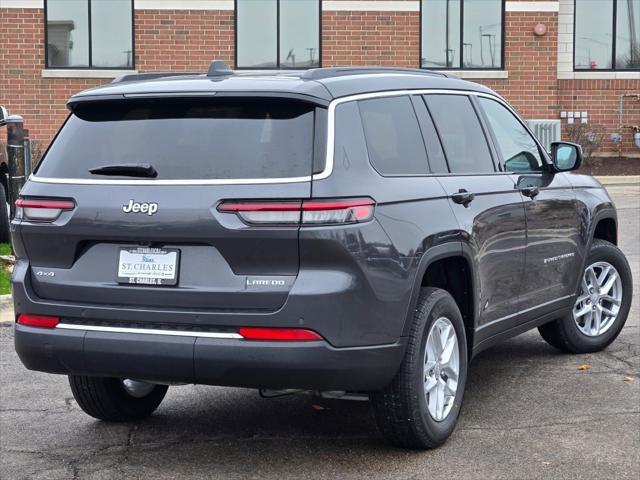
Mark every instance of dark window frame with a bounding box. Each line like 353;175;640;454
573;0;640;71
234;0;322;70
44;0;135;70
419;0;506;71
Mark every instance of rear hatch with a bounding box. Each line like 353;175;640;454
17;96;322;311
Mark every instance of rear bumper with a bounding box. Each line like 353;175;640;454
15;323;406;391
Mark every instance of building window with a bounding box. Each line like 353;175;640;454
236;0;321;69
45;0;134;69
574;0;640;70
420;0;504;70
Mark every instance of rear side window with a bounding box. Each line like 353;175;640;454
424;94;495;174
36;98;315;180
358;96;429;176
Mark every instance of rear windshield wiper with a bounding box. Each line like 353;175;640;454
89;163;157;178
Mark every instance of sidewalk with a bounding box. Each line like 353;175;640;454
596;175;640;186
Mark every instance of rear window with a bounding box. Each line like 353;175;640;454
36;98;316;180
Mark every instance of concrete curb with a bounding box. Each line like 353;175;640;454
0;294;14;325
595;175;640;186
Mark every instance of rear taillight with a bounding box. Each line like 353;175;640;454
17;314;60;329
218;198;375;226
238;327;323;341
15;198;75;222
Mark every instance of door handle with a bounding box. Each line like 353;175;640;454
520;186;540;199
451;189;475;207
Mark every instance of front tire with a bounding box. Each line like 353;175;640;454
371;287;468;449
538;239;632;354
69;375;168;422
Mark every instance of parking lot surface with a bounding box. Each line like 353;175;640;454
1;184;638;480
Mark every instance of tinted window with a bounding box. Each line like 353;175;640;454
421;0;503;69
479;98;543;172
37;98;314;180
358;96;429;176
237;0;320;69
45;0;133;69
412;96;449;173
424;95;494;174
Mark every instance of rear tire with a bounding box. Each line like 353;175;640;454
371;287;468;449
69;375;168;422
538;239;632;354
0;183;10;243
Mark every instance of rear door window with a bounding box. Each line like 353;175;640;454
36;98;315;180
424;94;495;174
358;96;429;176
411;96;449;174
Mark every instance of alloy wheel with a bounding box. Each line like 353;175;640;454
424;317;459;421
573;261;622;337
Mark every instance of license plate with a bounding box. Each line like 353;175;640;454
117;247;179;286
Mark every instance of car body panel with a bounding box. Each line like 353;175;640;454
12;69;625;392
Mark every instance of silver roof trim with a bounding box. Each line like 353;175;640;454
31;89;507;186
56;323;243;339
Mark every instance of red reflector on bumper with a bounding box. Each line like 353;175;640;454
17;314;60;329
238;327;322;341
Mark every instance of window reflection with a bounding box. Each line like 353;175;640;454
421;0;502;69
575;0;614;69
92;0;133;68
479;98;543;173
46;0;133;69
280;0;320;68
616;0;640;69
46;0;89;67
421;0;460;68
237;0;278;68
463;0;502;68
237;0;320;69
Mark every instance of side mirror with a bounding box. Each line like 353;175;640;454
551;141;582;172
0;106;8;126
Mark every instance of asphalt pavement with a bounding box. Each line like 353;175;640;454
1;183;638;480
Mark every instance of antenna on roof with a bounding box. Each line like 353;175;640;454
207;60;233;77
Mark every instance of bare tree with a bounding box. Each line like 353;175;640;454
566;123;606;164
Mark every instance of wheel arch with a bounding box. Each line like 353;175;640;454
402;242;478;357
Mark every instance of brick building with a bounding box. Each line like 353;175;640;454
1;0;639;171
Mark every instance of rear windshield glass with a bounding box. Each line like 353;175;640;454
36;98;315;180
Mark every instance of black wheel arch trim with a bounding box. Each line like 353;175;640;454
573;208;618;294
401;241;479;346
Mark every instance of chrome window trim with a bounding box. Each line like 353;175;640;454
31;88;538;186
56;322;243;339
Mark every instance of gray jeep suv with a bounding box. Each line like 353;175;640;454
12;63;632;449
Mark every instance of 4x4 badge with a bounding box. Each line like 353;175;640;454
122;200;159;216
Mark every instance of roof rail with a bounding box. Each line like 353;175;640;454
207;60;233;77
112;72;201;84
299;67;450;81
